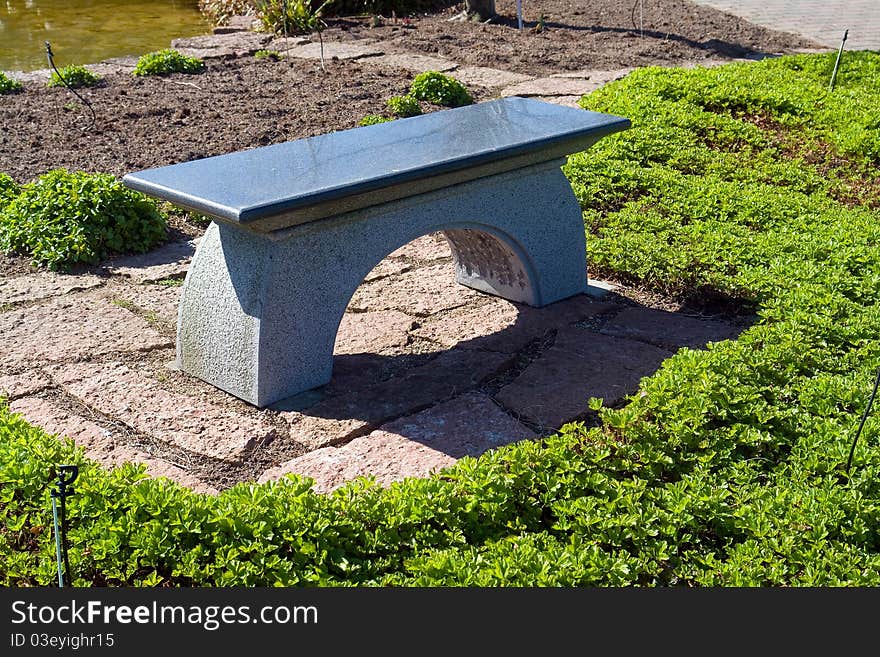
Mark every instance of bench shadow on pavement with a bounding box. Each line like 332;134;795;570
271;290;756;459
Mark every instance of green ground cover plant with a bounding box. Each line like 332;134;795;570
359;71;469;124
386;94;422;118
47;65;101;89
0;71;23;94
133;49;205;76
0;169;167;270
2;52;879;586
409;70;472;107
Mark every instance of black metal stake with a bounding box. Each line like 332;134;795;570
829;29;849;91
50;465;79;587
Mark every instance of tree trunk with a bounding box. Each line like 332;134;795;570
465;0;496;21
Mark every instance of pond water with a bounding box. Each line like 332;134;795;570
1;0;211;72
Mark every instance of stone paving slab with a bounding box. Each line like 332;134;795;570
334;310;417;355
365;52;458;73
363;258;412;283
0;272;105;305
171;32;271;58
386;232;452;262
536;96;584;109
691;0;880;50
280;348;513;449
551;68;636;82
0;293;171;372
412;294;617;353
495;328;673;431
284;42;384;61
0;370;52;399
348;262;483;316
260;392;535;493
104;238;197;283
449;66;533;89
501;76;602;98
9;396;218;495
599;306;744;350
107;283;182;330
50;361;278;462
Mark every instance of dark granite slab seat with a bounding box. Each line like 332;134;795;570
123;96;630;234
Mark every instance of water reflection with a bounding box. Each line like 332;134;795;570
1;0;210;72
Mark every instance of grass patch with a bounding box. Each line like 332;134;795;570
2;52;879;586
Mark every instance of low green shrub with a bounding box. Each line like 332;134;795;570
0;71;23;94
359;114;392;126
409;70;472;107
133;49;205;76
0;169;167;270
47;64;101;89
0;173;19;206
198;0;253;26
254;49;281;60
386;94;422;118
256;0;331;34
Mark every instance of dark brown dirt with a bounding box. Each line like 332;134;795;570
324;0;822;76
0;0;822;280
1;0;821;183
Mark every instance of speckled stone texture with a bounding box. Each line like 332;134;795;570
177;161;591;407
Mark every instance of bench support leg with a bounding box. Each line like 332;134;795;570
177;160;588;407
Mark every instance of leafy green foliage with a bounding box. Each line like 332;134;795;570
47;65;101;89
197;0;253;26
256;0;331;34
3;53;880;587
0;71;23;94
254;49;281;60
409;70;472;107
386;94;422;118
359;114;392;126
0;173;19;206
133;49;205;76
0;169;167;270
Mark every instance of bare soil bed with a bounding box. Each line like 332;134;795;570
324;0;821;75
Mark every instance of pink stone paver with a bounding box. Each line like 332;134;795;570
495;328;673;431
0;293;171;371
348;262;483;316
0;370;52;399
51;361;278;462
281;348;513;449
260;392;535;493
107;283;182;329
365;52;458;73
334;310;416;355
9;397;218;494
385;233;453;262
599;306;744;350
104;238;197;283
412;294;617;353
0;272;104;305
362;258;412;283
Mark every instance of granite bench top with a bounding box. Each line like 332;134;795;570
123;96;630;233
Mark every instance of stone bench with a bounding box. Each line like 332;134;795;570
123;97;630;408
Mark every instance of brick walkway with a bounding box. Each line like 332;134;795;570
692;0;880;51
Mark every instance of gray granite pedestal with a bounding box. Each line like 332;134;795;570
179;161;585;407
